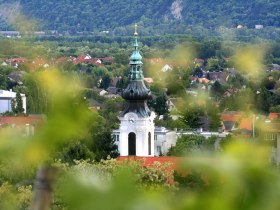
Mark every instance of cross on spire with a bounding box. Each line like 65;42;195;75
134;23;138;36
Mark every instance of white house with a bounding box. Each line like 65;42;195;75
0;89;27;114
161;64;173;72
255;25;264;29
154;127;177;155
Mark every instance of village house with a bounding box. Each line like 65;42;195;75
143;77;154;85
0;116;44;136
261;116;280;163
161;64;173;72
221;111;242;132
193;58;205;66
0;89;27;114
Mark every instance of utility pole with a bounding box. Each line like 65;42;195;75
252;114;255;139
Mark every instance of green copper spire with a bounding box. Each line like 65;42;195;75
121;24;151;117
129;24;144;80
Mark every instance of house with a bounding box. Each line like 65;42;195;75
29;57;50;70
193;58;205;66
8;71;26;85
261;121;280;163
207;71;229;85
268;113;280;122
89;58;102;64
271;64;280;71
100;57;113;64
106;87;120;95
237;117;253;137
34;31;46;36
255;25;264;29
87;98;101;110
77;54;92;62
145;58;163;64
161;64;173;72
167;98;179;112
197;78;210;84
0;89;27;114
154;127;177;156
222;88;239;98
72;55;111;66
0;116;44;136
221;111;241;132
143;77;153;85
99;90;108;96
5;57;26;68
0;31;20;37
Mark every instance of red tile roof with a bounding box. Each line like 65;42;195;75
197;78;210;84
221;113;241;122
0;116;44;126
193;58;205;63
7;57;26;63
268;113;280;121
100;57;113;62
77;54;91;62
239;117;252;131
144;77;153;84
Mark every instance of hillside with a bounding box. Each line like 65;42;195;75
0;0;280;34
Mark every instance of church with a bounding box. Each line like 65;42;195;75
117;25;156;156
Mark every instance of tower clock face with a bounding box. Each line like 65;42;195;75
128;116;136;124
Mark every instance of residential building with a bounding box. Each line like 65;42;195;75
0;89;27;114
161;64;173;72
0;116;44;136
255;25;264;29
154;127;177;155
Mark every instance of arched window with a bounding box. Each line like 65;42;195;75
128;132;136;156
148;132;151;155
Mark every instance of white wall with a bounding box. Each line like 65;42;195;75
118;112;155;156
0;89;26;113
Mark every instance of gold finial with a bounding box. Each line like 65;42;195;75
134;23;138;36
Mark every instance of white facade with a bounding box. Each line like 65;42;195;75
118;112;155;156
113;127;229;157
255;25;264;29
154;127;177;156
0;89;26;114
161;64;173;72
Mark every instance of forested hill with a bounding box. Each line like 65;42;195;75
0;0;280;34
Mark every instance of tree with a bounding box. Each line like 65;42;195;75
206;57;221;71
15;91;24;114
167;134;215;156
270;105;280;113
207;103;221;131
180;107;204;129
92;129;119;161
210;81;224;99
57;141;95;165
11;91;25;115
167;135;205;156
148;93;169;116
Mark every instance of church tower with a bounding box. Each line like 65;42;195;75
118;24;155;156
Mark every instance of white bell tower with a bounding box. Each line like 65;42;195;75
118;24;155;156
